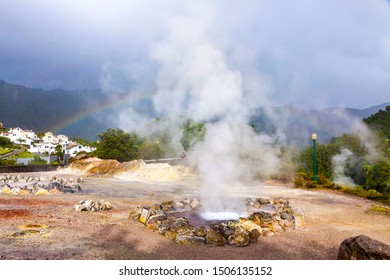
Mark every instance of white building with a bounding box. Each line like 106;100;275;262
0;127;33;146
28;143;56;154
56;134;69;143
42;132;57;144
63;143;96;157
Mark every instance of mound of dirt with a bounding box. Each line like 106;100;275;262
65;157;195;182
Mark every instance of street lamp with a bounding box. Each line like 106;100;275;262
155;140;159;162
312;133;318;183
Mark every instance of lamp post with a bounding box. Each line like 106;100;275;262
312;133;318;183
155;141;159;162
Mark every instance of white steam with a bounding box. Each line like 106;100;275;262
151;10;280;217
332;148;355;186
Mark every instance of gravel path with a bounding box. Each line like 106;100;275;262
0;171;389;260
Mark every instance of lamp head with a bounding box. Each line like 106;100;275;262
312;133;317;141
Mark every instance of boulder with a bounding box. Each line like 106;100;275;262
238;220;262;242
228;227;250;247
206;229;225;246
189;198;200;209
34;188;49;196
338;235;390;260
176;235;206;245
0;186;11;194
165;230;177;240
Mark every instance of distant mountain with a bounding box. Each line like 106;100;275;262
0;80;154;140
249;102;390;148
364;105;390;138
0;80;388;146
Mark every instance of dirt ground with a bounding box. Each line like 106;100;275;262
0;171;389;260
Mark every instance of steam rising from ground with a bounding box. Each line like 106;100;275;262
150;11;280;217
332;148;355;186
102;3;381;219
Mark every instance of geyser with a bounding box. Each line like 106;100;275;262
151;9;281;218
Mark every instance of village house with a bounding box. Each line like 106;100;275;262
63;143;96;156
28;142;56;154
56;134;69;143
0;127;33;146
2;125;95;160
42;132;58;144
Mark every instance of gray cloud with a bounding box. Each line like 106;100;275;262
0;0;389;108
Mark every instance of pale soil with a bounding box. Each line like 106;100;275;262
0;171;389;260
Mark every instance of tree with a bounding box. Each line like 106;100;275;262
28;155;47;165
55;144;64;163
0;136;12;148
36;131;45;139
180;122;206;151
139;140;166;160
94;128;141;162
0;158;17;166
364;106;390;139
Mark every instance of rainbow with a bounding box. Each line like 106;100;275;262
49;93;148;134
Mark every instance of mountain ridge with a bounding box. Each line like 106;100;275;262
1;80;389;145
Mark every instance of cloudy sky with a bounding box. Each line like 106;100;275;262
1;0;390;109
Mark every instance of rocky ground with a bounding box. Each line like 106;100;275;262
0;170;389;260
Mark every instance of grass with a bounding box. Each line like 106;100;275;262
294;173;390;205
0;148;11;156
12;151;34;158
366;205;390;216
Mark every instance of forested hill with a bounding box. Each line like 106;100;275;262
0;80;389;144
364;106;390;138
0;80;154;140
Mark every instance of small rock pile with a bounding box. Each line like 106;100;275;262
74;199;113;212
129;197;304;247
0;174;83;195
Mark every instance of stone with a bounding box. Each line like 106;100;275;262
33;182;45;189
83;200;94;210
75;204;87;212
129;209;141;220
260;204;279;214
146;220;159;231
34;188;49;196
273;197;289;206
18;189;31;195
176;235;206;245
49;188;61;194
189;198;200;209
254;202;262;209
161;201;174;212
165;230;177;240
338;235;390;260
249;211;273;224
10;188;21;195
0;186;11;194
206;229;225;246
182;198;191;205
196;226;207;237
158;219;174;235
103;201;112;210
238;220;262;242
172;217;189;230
258;197;271;204
148;213;167;223
209;223;225;234
228;227;250;247
223;228;235;238
281;213;294;220
292;208;305;228
173;202;185;211
279;219;295;229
